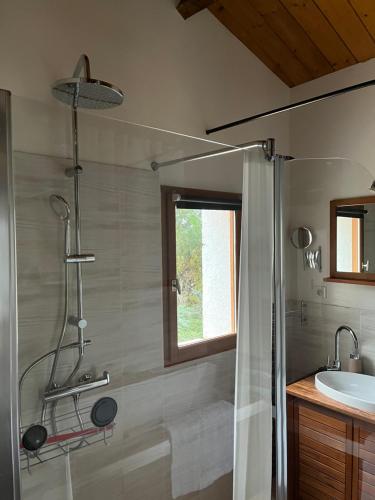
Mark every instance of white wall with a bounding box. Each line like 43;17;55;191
290;58;375;177
289;58;375;308
286;59;375;380
0;0;290;192
0;0;290;141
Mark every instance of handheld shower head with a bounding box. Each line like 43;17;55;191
50;195;71;221
51;54;124;109
50;195;71;256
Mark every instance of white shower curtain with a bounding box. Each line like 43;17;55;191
233;148;274;500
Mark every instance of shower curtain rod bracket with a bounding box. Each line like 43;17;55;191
265;138;275;161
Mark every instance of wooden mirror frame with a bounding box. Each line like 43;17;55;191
326;196;375;286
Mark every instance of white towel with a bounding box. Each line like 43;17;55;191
165;400;234;499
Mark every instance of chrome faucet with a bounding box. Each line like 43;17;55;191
327;325;359;371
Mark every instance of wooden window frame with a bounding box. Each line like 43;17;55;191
326;196;375;286
161;185;241;366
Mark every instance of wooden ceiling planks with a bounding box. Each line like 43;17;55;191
314;0;375;61
350;0;375;38
177;0;375;87
218;0;312;86
209;1;295;86
280;0;356;72
248;0;333;79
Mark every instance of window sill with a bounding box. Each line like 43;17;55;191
324;277;375;286
165;333;236;367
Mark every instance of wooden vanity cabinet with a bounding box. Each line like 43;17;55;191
287;378;375;499
289;398;353;499
352;421;375;499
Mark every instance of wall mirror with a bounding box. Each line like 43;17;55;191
328;196;375;285
290;226;313;249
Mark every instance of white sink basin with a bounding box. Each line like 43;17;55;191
315;371;375;412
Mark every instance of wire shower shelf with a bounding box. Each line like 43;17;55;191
20;402;115;472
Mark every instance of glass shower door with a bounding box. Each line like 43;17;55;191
0;88;20;500
13;93;242;500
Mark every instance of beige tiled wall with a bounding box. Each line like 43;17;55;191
285;158;375;384
16;152;235;500
286;298;375;383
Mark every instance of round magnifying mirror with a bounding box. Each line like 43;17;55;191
290;226;312;249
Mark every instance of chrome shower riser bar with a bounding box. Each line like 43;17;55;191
17;57;124;466
66;122;86;363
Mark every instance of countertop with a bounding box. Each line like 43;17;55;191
286;375;375;425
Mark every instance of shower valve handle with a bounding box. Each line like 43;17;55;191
69;316;88;329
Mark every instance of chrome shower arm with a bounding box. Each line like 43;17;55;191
72;54;91;79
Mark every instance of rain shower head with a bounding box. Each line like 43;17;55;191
370;180;375;192
50;194;71;221
51;54;124;109
52;78;124;109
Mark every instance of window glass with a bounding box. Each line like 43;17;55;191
176;207;236;345
337;216;361;272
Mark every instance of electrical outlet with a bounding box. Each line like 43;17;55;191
311;280;327;298
315;285;327;299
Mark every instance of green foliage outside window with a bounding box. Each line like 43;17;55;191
175;208;203;342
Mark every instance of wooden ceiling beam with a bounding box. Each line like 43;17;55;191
177;0;215;20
